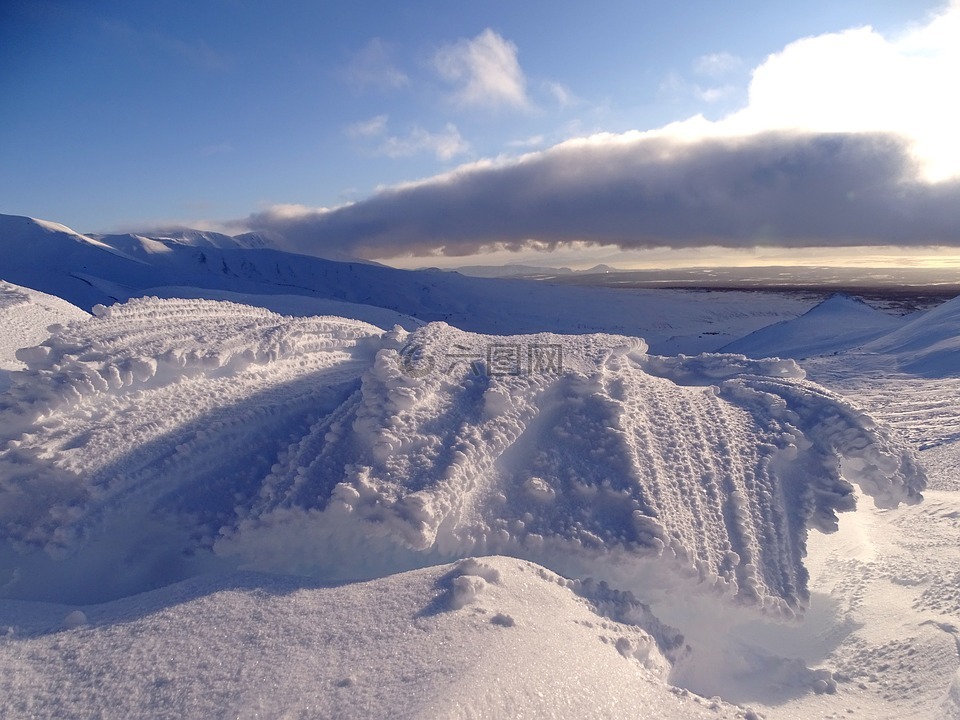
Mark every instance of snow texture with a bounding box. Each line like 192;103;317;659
0;297;924;615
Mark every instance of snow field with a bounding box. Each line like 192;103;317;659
0;298;923;621
1;282;956;718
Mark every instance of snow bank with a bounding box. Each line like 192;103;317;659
0;298;924;614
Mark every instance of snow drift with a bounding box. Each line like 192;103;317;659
0;297;924;613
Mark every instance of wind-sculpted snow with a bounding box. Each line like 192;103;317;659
0;298;924;612
0;281;88;393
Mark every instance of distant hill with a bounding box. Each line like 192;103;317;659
722;293;905;359
0;213;813;353
449;264;573;278
861;294;960;376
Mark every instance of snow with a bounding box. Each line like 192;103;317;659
860;294;960;376
1;212;959;719
722;293;906;360
1;213;813;354
0;281;88;393
0;300;921;618
0;558;751;720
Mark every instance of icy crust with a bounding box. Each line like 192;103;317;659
221;323;924;615
0;303;925;614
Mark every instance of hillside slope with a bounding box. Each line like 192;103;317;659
721;293;905;359
0;213;811;353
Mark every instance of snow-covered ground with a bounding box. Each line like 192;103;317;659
1;215;960;718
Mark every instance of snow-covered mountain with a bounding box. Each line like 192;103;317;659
727;291;960;378
0;213;812;354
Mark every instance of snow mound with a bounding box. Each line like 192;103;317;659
0;557;745;720
722;293;905;360
861;294;960;376
0;299;924;614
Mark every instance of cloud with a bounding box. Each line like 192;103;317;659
693;52;742;77
541;80;577;108
377;124;470;161
345;116;470;160
659;72;736;105
345;38;409;91
345;115;389;138
506;135;547;149
434;29;529;109
241;130;960;259
719;2;960;181
237;2;960;260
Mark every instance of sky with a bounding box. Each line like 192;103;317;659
1;0;958;269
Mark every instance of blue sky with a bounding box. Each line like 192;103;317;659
1;0;958;267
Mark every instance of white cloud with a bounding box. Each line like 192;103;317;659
711;1;960;181
507;135;547;149
693;52;741;77
345;38;409;91
659;72;735;105
696;85;736;103
346;116;469;161
434;29;529;109
541;80;576;108
378;124;470;161
346;115;389;138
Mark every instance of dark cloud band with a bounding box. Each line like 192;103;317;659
243;131;960;259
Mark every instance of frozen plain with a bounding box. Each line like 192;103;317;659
0;216;959;719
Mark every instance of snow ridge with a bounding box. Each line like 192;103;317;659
0;299;925;613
